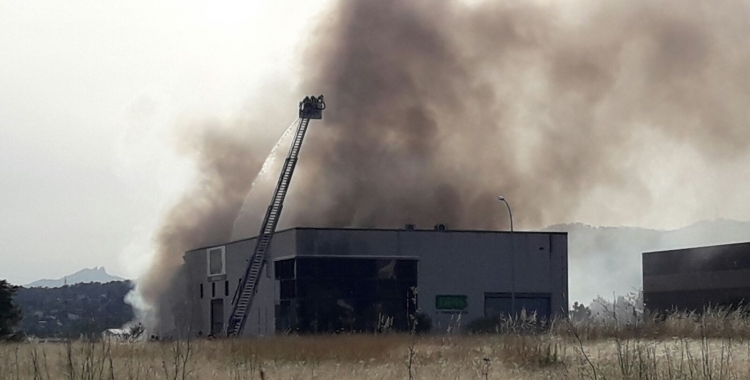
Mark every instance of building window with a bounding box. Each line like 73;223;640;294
206;246;226;277
274;257;418;333
279;280;296;299
212;282;216;298
200;283;204;299
225;281;229;297
275;259;295;280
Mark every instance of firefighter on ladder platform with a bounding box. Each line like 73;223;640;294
299;95;325;119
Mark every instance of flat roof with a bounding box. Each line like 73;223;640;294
643;241;750;256
185;226;567;254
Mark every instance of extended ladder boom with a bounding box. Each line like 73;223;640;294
227;95;325;337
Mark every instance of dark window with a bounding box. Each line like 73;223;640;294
296;258;317;279
280;280;296;299
395;260;418;280
225;280;229;297
375;259;396;279
276;257;418;333
275;259;295;280
212;282;216;298
208;247;225;275
318;258;349;278
375;279;399;299
200;283;204;299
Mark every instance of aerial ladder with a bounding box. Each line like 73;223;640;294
226;95;325;336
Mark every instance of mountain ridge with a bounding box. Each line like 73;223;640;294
26;267;125;288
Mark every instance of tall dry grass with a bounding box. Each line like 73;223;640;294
3;310;750;379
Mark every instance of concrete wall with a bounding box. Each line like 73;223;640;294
181;254;205;336
183;230;297;337
182;227;568;335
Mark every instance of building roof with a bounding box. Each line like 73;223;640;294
642;241;750;256
185;226;567;254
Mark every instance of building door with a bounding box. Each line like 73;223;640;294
210;299;224;336
484;293;551;320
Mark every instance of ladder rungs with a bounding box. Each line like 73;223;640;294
228;114;315;336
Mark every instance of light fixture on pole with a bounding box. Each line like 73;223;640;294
497;196;513;232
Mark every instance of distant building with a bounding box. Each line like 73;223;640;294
102;329;129;341
178;226;568;336
643;242;750;314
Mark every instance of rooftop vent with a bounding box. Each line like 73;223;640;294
434;224;448;231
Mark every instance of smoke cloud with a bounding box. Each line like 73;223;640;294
135;118;262;333
139;0;750;327
280;0;750;231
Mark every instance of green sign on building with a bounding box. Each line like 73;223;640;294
435;295;468;310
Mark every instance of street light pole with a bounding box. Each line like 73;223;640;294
498;196;515;317
497;196;513;232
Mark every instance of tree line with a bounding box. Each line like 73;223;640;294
0;279;134;340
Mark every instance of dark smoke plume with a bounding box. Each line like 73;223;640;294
136;118;261;333
280;0;750;231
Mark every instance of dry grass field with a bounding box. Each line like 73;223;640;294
3;310;750;380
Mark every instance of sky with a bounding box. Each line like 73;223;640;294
2;0;750;288
0;1;324;285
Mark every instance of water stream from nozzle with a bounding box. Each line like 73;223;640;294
250;118;299;189
230;118;299;238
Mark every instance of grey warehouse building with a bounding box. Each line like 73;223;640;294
643;242;750;314
182;226;568;336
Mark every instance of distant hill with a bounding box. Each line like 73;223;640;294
26;267;125;288
545;219;750;305
13;281;134;338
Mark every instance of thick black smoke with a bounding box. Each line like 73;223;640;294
136;119;262;333
282;0;750;231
